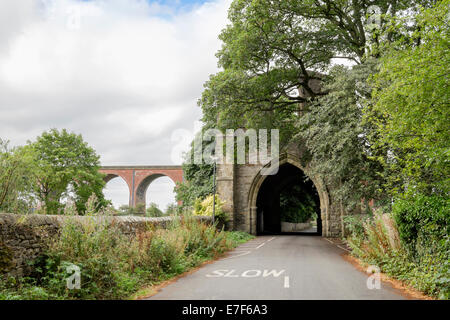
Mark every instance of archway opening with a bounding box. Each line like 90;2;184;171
137;175;177;216
103;175;130;209
256;163;322;235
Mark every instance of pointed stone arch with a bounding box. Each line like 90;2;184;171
216;150;341;237
247;153;327;235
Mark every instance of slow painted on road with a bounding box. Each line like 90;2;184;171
146;236;405;300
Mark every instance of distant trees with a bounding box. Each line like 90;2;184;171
146;203;164;217
165;203;178;216
115;202;178;217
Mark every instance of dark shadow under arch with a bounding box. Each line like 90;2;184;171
256;163;322;235
104;174;120;183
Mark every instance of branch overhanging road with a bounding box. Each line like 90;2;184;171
146;236;406;300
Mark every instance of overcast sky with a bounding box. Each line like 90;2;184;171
0;0;231;209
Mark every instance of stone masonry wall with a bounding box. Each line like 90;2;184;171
0;213;211;278
234;163;261;232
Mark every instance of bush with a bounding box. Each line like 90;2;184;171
346;211;403;263
193;195;228;225
146;203;164;217
343;214;370;240
226;231;255;245
392;194;449;258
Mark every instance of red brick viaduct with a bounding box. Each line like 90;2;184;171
99;166;183;208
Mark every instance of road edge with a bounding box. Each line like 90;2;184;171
324;237;434;300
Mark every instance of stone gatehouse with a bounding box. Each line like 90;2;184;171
216;143;345;237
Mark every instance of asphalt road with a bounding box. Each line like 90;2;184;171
147;235;406;300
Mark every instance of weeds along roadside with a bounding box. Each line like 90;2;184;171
344;196;449;300
0;214;254;300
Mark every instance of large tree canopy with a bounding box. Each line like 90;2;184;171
200;0;432;130
179;0;446;211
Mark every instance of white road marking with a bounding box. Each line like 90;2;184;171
255;242;266;249
220;236;277;260
263;269;285;277
224;270;239;277
206;269;286;278
220;250;251;261
284;276;290;288
241;270;261;277
255;236;277;249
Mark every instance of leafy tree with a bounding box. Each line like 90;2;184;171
200;0;429;128
146;202;164;217
193;194;227;224
0;139;36;213
297;60;385;210
280;185;318;223
176;162;213;209
175;128;215;209
367;0;450;196
182;0;442;212
29;129;107;215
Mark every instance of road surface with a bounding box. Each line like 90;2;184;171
147;236;406;300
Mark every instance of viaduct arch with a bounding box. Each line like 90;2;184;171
99;166;183;209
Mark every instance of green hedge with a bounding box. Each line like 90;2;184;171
392;194;449;258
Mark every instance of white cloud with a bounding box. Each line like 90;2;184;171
0;0;231;207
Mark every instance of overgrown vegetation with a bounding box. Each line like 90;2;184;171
0;216;253;300
345;201;449;299
367;0;449;196
343;2;449;300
